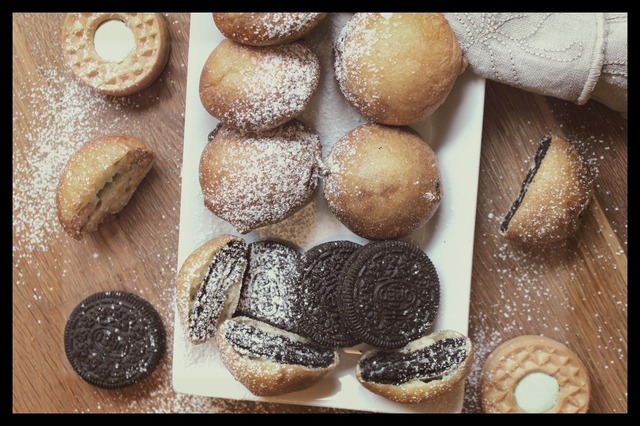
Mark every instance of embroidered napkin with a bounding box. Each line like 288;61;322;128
444;13;627;113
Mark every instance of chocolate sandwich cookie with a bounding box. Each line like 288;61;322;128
64;291;166;389
339;240;440;349
235;240;303;334
297;240;362;348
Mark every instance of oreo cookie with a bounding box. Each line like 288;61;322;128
64;291;166;389
339;240;439;349
234;240;303;334
297;240;362;348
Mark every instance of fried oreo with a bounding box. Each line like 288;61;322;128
235;240;303;334
356;330;474;404
297;240;362;348
339;240;440;349
64;291;166;389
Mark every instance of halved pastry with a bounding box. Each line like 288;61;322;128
356;329;473;404
500;135;596;245
176;235;248;344
217;316;340;396
56;134;155;240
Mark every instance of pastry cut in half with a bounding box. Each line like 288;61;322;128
500;135;596;245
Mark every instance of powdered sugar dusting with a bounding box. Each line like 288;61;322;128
334;13;389;114
235;240;303;333
13;67;133;256
259;13;325;41
215;41;320;132
300;13;367;155
460;132;627;413
200;121;322;233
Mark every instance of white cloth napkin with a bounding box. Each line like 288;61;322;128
444;13;627;113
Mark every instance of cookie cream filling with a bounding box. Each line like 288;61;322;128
515;372;560;413
94;20;136;62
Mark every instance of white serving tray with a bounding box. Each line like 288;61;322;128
173;12;485;413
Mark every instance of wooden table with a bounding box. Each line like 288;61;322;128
12;13;627;413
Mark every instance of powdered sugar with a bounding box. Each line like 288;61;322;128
259;13;325;41
235;240;303;333
334;14;384;114
13;67;132;256
202;41;320;132
199;121;322;233
215;13;325;46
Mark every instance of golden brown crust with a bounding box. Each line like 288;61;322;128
56;134;155;240
198;39;320;132
175;235;246;345
501;135;596;245
216;317;339;397
356;330;473;404
323;123;442;240
481;335;590;413
213;13;327;46
61;13;170;96
199;121;322;234
334;13;466;125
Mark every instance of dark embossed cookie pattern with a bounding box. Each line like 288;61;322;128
64;291;166;389
339;240;440;349
297;240;362;348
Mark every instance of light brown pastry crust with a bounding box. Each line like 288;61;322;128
500;135;596;245
212;13;327;46
481;335;590;413
61;13;170;96
356;330;474;404
323;123;442;240
175;235;247;345
334;13;466;125
199;120;322;234
199;39;320;132
56;134;155;240
216;316;339;397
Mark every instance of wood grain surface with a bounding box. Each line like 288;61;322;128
12;13;627;413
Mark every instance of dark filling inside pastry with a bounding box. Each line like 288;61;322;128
224;320;336;368
359;337;468;385
500;136;552;233
189;240;246;342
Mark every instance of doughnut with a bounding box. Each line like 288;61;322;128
199;120;322;234
176;235;248;345
217;316;339;396
481;335;590;413
199;39;320;132
323;123;442;240
356;330;474;404
334;13;466;125
212;13;327;46
61;13;170;96
56;134;155;240
500;135;597;245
